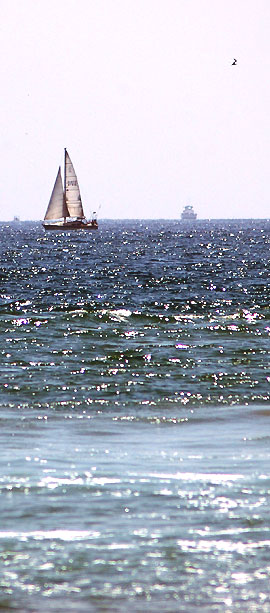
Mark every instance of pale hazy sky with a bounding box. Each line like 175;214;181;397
1;0;270;220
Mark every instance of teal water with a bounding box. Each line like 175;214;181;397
0;219;269;611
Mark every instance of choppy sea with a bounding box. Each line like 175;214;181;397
0;219;269;612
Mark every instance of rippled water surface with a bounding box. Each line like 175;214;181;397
0;219;269;611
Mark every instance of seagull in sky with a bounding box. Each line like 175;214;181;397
232;58;237;65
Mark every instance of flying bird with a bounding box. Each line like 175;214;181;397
232;58;237;65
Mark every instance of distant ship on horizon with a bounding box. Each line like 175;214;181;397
181;205;197;221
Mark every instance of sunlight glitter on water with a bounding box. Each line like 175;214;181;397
0;530;102;541
0;220;270;611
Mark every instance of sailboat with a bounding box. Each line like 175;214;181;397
43;149;98;230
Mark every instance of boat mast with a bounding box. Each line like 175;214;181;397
64;148;67;222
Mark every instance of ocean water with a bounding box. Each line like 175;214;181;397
0;219;269;612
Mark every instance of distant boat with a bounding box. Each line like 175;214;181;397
181;205;197;221
43;149;98;230
13;216;20;222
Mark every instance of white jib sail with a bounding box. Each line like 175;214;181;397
44;167;68;220
64;150;84;218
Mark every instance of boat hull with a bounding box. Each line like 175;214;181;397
43;222;98;230
181;215;197;220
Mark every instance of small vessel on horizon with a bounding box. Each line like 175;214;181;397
181;205;197;221
43;149;98;230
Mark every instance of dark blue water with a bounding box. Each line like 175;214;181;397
0;219;269;611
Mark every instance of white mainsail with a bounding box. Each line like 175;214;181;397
44;167;68;221
64;149;84;218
